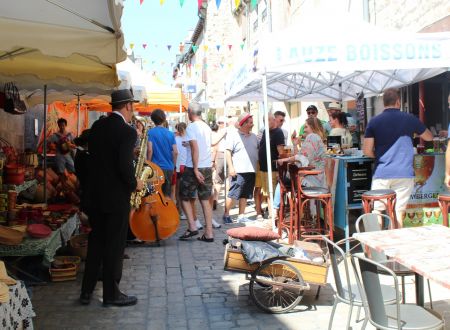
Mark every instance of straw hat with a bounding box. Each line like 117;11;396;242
0;282;9;303
0;261;17;285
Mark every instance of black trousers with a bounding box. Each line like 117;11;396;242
81;207;129;300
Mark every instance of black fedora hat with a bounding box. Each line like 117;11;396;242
110;89;139;105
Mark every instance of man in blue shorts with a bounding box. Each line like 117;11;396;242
222;112;258;223
363;88;432;227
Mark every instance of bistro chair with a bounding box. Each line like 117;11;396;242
277;162;298;243
323;236;396;330
361;189;398;228
355;213;433;307
350;253;444;330
296;168;334;241
437;192;450;227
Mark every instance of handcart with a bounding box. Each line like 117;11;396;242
224;239;329;314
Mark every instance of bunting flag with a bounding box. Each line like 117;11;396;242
167;45;172;51
142;43;147;49
216;45;221;52
215;0;221;9
240;43;245;50
179;0;185;7
129;43;135;50
170;63;174;67
203;45;209;52
160;0;165;5
220;63;224;69
251;0;257;9
152;60;155;64
140;0;144;5
228;44;232;51
235;0;240;8
198;0;203;11
192;45;198;53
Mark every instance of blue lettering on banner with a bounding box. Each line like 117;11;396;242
432;44;441;58
327;45;337;61
360;44;370;60
289;47;299;60
417;44;430;59
380;44;390;60
347;45;357;61
303;46;313;62
405;43;416;59
393;44;403;60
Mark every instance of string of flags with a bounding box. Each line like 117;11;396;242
129;42;246;52
138;0;258;10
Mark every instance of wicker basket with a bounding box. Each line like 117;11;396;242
0;225;25;245
49;262;77;282
69;233;88;260
53;256;81;272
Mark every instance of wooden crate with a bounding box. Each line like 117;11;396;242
224;244;329;286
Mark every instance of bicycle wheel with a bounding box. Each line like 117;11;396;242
249;259;305;313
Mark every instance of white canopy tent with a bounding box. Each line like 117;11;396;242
224;15;450;230
0;0;126;202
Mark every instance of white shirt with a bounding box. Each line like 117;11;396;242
185;120;212;168
175;135;187;172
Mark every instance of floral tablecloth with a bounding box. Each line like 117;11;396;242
0;214;79;265
0;281;35;329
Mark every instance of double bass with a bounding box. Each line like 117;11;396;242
129;119;179;244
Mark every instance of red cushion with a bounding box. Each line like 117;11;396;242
226;226;280;241
27;224;52;238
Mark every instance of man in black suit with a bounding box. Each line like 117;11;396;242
80;89;143;307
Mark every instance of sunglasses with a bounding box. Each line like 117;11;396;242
306;111;317;115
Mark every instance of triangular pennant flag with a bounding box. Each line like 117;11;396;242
140;0;144;5
129;43;134;50
203;45;209;52
240;43;245;50
251;0;257;9
142;43;147;49
167;45;172;51
152;60;155;64
170;63;174;67
215;0;221;9
216;45;221;52
235;0;240;8
220;63;224;69
192;45;198;53
228;44;232;51
160;0;165;5
198;0;203;11
179;0;185;7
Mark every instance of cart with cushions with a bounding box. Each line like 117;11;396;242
223;238;329;313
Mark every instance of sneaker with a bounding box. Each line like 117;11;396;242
256;214;265;222
211;218;222;229
179;212;187;220
195;219;203;230
223;215;233;224
236;217;252;223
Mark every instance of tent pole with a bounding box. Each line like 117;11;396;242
43;85;47;204
262;72;275;232
77;93;81;136
223;102;228;218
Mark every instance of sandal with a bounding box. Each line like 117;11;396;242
179;229;198;240
197;234;214;243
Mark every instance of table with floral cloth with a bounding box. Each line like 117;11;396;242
0;213;79;266
0;280;35;329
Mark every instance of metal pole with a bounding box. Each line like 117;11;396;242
77;94;81;136
223;102;228;215
262;72;276;231
43;85;47;204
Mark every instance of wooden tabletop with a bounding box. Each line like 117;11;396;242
353;225;450;289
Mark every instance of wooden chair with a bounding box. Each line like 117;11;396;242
361;189;397;228
437;192;450;227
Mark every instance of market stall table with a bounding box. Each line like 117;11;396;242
353;224;450;306
0;280;35;329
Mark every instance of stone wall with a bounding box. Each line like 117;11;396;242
0;110;25;152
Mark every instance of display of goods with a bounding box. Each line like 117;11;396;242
24;166;35;180
24;153;39;167
0;225;25;245
69;233;88;260
46;168;59;185
27;224;52;239
53;256;81;271
49;262;77;282
4;164;25;185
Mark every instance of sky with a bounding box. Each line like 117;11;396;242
121;0;200;85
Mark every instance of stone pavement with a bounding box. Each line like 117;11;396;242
30;197;450;329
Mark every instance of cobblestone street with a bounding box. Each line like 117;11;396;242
30;199;450;329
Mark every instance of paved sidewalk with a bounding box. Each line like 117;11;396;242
30;197;450;329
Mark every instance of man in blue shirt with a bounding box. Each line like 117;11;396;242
363;88;432;227
147;109;178;197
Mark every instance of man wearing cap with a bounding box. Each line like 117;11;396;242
81;89;144;307
323;102;342;133
299;105;329;136
255;112;285;220
222;113;258;223
364;88;433;227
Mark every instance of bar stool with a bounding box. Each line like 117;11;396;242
277;162;298;243
296;168;334;241
361;189;397;228
438;192;450;227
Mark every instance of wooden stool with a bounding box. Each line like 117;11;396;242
296;168;334;241
438;192;450;227
277;162;298;244
361;189;397;228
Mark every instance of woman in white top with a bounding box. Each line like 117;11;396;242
329;112;353;149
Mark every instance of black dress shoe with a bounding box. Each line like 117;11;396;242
103;294;138;307
79;292;91;305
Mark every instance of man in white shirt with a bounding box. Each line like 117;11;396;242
178;102;214;242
